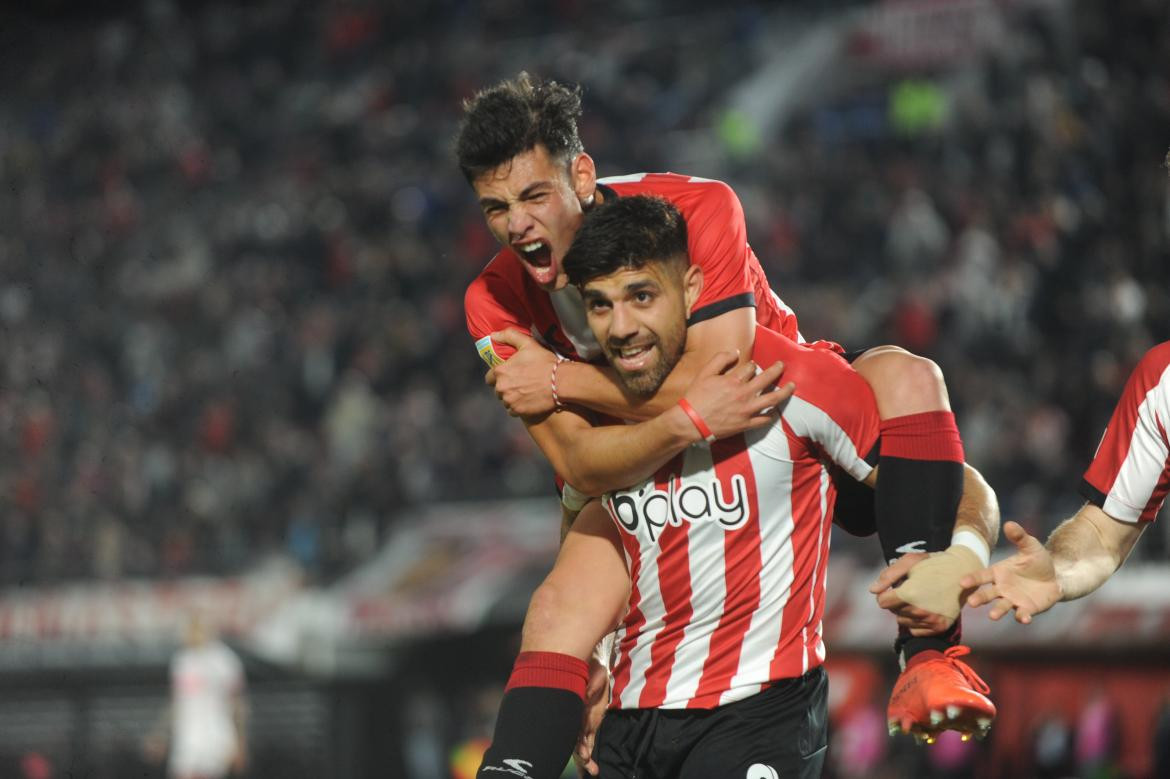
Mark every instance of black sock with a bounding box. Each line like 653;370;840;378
875;412;965;664
477;651;587;779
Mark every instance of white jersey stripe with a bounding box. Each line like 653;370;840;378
597;173;649;184
784;396;874;483
806;464;833;670
720;423;796;705
1084;346;1170;523
664;447;725;706
1102;373;1170;522
615;530;663;708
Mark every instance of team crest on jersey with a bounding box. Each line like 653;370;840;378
475;335;503;367
607;473;750;541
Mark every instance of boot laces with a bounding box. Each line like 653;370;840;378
939;645;990;695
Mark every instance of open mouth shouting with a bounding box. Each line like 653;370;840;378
514;240;557;286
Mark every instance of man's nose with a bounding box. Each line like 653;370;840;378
507;204;535;238
610;304;639;340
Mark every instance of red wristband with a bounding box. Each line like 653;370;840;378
678;398;716;443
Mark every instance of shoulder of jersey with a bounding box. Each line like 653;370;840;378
1139;341;1170;385
599;172;730;197
466;247;523;292
751;327;851;387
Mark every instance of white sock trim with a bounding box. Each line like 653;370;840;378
951;528;990;567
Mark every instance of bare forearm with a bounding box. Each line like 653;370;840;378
556;354;703;422
533;407;700;496
953;464;1000;547
1046;507;1133;602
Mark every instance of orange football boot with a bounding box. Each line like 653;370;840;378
887;645;995;745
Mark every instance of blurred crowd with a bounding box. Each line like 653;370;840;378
0;0;1166;584
738;0;1170;560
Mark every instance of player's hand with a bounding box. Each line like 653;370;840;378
486;328;559;417
869;553;956;635
681;351;794;441
960;521;1061;624
574;657;609;777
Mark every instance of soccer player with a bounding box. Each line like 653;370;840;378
477;195;985;779
157;614;248;779
959;341;1170;622
457;72;997;740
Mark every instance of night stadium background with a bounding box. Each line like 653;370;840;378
1;0;1168;777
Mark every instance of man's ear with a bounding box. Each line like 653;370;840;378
571;153;597;204
683;262;703;314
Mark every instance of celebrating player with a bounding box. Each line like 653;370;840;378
457;72;998;740
477;196;990;778
960;341;1170;622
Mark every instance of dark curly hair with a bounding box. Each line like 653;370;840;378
564;195;689;287
455;72;585;183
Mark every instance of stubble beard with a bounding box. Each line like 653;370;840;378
611;333;686;399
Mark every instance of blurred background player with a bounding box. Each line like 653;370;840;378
962;340;1170;622
148;613;249;779
458;71;998;741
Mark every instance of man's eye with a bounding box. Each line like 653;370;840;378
634;292;654;303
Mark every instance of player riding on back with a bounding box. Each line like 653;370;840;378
458;71;998;746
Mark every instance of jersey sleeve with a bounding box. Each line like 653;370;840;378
1080;342;1170;523
464;263;530;366
766;333;879;482
684;180;756;325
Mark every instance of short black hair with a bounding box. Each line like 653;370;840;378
564;195;689;286
455;72;584;183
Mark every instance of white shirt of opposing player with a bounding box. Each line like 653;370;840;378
170;640;244;777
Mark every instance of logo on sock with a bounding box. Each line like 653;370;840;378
482;759;534;777
894;540;927;556
747;765;779;779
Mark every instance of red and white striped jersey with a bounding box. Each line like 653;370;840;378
605;326;878;710
1081;341;1170;523
465;172;826;368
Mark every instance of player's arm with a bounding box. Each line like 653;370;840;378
492;179;758;421
491;309;755;421
523;352;789;497
959;342;1167;622
1045;504;1144;599
467;245;784;494
960;505;1145;623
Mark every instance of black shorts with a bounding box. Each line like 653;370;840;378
593;667;828;779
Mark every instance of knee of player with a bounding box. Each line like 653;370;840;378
859;348;947;413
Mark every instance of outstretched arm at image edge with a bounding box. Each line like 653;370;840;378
962;504;1144;623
